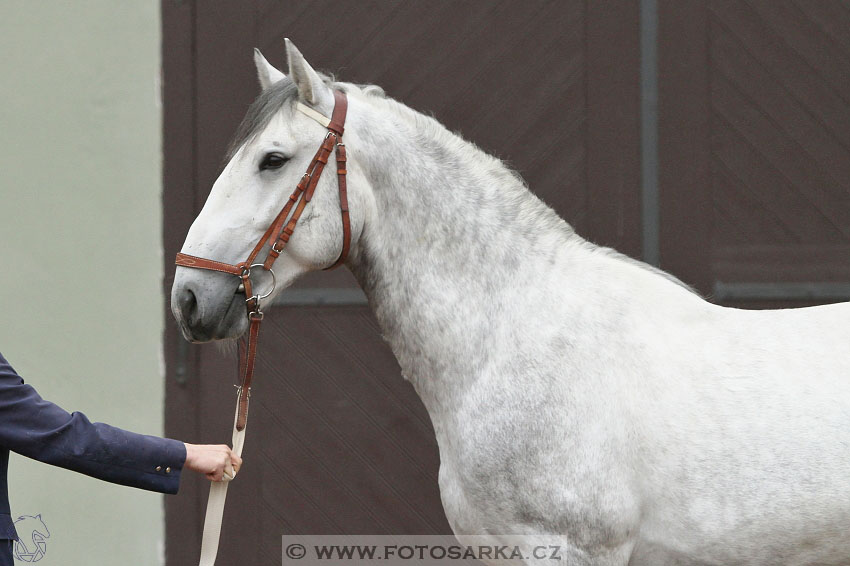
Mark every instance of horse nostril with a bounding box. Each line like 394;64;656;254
178;288;198;320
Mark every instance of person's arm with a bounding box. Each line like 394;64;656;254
0;352;187;494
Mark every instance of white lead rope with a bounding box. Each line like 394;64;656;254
198;387;248;566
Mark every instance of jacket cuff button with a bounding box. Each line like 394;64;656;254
166;467;171;473
155;466;162;472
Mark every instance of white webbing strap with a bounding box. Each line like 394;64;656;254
198;388;248;566
297;102;331;127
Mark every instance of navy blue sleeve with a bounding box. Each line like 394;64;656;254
0;352;186;494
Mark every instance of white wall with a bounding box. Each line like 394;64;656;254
0;2;167;564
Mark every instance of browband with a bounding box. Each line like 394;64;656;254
297;102;331;127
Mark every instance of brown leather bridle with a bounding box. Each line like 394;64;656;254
174;90;350;432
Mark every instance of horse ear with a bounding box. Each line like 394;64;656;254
285;38;330;107
253;48;286;91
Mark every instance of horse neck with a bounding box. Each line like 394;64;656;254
345;99;581;414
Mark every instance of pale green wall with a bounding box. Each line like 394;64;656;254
0;2;167;564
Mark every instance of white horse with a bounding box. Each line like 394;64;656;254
172;40;850;566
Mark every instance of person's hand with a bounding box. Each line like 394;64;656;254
183;443;242;481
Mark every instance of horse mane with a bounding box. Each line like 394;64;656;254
225;73;697;296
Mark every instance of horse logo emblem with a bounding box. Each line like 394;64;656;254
12;515;50;563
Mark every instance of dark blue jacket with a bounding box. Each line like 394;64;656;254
0;351;185;564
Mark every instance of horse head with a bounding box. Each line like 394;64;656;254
172;40;374;342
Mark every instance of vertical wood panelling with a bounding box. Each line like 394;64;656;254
161;2;203;564
586;1;642;256
658;0;713;293
659;0;850;303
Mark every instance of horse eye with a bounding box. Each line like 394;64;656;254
259;153;287;171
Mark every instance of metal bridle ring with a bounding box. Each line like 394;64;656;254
247;263;276;301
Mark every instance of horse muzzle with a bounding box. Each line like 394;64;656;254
171;271;248;342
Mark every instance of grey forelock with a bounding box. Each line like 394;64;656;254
224;74;386;163
225;78;299;162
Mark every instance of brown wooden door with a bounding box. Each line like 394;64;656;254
658;0;850;308
162;2;642;564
